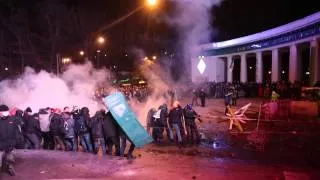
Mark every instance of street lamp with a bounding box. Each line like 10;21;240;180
152;56;157;60
79;51;85;56
62;57;72;64
146;0;158;7
97;36;105;44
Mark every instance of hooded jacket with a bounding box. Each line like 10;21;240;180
23;114;40;134
89;111;104;139
168;106;183;125
75;107;90;135
61;113;75;138
0;116;20;151
102;112;118;138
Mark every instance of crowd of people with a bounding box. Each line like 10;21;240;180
0;105;136;176
195;80;318;101
147;101;202;147
94;85;152;103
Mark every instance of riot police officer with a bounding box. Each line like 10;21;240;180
183;104;202;145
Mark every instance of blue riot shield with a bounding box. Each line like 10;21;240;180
103;92;153;148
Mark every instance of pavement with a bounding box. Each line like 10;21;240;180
1;98;320;180
1;149;318;180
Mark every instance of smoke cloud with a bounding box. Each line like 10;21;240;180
130;1;221;123
168;0;221;60
0;62;110;115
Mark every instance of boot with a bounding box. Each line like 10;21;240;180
127;153;136;160
7;164;15;176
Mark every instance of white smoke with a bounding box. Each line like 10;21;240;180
168;0;221;58
129;1;221;123
0;61;111;115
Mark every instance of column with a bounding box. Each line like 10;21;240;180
227;56;233;83
310;39;320;84
289;44;298;83
240;54;247;83
256;52;263;83
272;49;280;83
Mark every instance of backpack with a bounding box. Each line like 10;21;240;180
75;116;88;134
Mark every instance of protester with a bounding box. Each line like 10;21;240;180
168;101;184;145
117;126;135;160
13;109;25;149
103;111;120;155
146;108;156;135
0;105;19;176
61;111;76;151
23;108;41;149
90;110;106;154
49;109;65;151
39;108;54;149
75;107;93;153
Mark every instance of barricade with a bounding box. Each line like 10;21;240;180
261;100;318;120
290;101;318;119
277;100;290;120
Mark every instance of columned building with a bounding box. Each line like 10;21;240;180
192;12;320;85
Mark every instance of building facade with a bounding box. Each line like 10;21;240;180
192;12;320;85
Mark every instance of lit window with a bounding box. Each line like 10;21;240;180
197;57;206;74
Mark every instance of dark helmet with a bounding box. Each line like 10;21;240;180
185;104;193;111
81;107;89;115
15;110;24;117
25;107;32;113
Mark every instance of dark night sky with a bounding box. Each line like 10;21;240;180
0;0;319;73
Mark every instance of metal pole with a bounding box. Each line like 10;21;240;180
256;103;262;131
56;53;60;76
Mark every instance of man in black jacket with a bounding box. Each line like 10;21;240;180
61;112;76;151
13;109;25;149
168;101;184;144
199;89;206;107
0;105;19;176
23;108;41;149
160;104;173;142
103;111;120;155
49;109;65;151
90;110;106;154
75;107;93;153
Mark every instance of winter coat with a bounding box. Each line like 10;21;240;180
147;108;156;129
0;116;20;151
39;113;51;132
168;107;183;125
199;91;206;99
23;114;40;134
49;113;63;136
159;106;168;127
89;111;104;139
225;94;232;105
75;116;90;135
102;112;118;138
75;107;90;135
13;113;25;148
14;110;24;128
61;113;75;138
183;108;198;124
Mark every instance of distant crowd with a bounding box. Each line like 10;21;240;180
196;81;320;100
